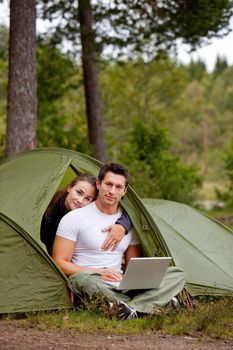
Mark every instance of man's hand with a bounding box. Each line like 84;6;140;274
101;224;126;251
98;268;123;281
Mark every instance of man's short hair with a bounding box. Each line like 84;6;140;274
98;162;129;187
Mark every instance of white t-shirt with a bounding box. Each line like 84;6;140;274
56;201;139;272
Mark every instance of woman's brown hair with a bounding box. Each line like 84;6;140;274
44;174;97;219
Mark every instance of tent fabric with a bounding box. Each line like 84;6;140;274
0;214;72;313
143;199;233;296
0;147;164;314
0;147;233;314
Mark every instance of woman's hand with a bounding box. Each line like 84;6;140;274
101;224;126;251
97;268;122;281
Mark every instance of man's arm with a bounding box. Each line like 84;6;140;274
52;236;84;276
52;235;123;281
124;244;142;267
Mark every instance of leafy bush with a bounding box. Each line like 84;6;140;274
36;42;90;154
120;118;201;204
216;142;233;207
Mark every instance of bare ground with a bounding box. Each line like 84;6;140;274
0;320;232;350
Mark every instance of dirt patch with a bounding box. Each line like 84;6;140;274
0;320;232;350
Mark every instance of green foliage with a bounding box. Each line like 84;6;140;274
36;42;90;153
37;0;233;197
39;0;233;59
101;57;189;156
169;64;233;183
213;55;229;77
1;28;232;203
119;118;201;204
186;58;207;81
99;58;201;203
0;25;8;60
211;66;233;112
225;142;233;182
216;141;233;207
169;79;209;167
37;42;75;105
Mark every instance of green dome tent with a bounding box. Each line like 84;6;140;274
0;147;232;314
143;199;233;296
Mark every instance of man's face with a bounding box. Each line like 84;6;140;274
96;171;127;207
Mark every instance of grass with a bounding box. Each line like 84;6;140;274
1;297;233;340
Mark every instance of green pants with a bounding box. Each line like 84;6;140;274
69;266;186;314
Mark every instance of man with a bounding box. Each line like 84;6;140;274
53;162;186;319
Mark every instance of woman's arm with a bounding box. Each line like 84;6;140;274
116;211;132;233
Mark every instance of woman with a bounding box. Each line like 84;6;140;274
40;174;132;255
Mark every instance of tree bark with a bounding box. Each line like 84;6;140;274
78;0;107;162
6;0;37;157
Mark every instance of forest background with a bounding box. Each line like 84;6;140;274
0;1;233;210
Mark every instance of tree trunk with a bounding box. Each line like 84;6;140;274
6;0;37;157
78;0;107;162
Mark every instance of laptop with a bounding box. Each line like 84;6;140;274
109;257;172;290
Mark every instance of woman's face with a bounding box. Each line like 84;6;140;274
65;181;96;211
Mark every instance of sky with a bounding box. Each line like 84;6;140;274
0;2;233;72
176;25;233;72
